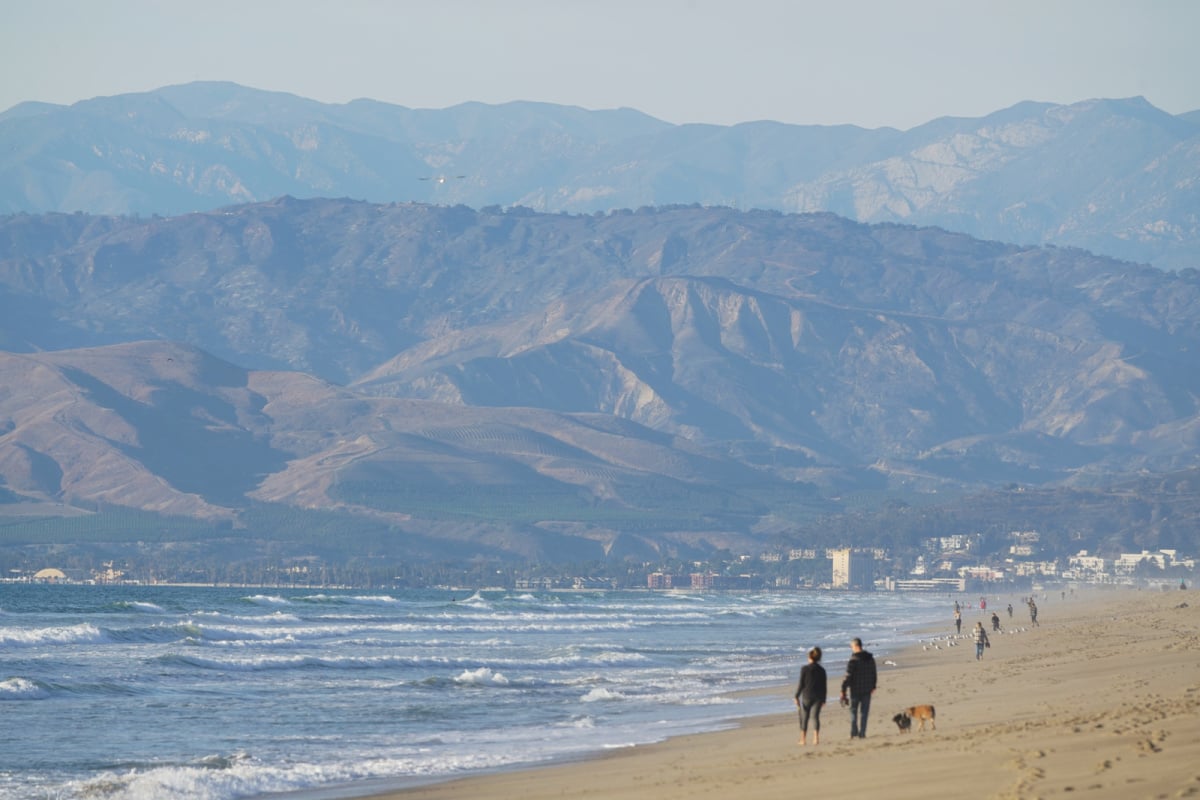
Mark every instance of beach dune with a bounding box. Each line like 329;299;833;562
365;589;1199;800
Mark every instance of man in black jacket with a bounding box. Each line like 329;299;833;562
840;637;877;739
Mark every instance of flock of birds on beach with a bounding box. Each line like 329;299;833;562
919;625;1031;653
856;621;1036;669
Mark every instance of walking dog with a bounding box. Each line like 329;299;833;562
892;704;936;732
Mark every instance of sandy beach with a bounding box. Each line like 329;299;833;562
359;587;1199;800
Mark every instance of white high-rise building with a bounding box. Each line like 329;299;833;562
831;548;874;590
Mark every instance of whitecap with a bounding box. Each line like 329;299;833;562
0;622;106;647
0;676;49;700
453;667;509;686
557;715;595;729
346;595;400;605
243;595;291;606
116;600;167;613
456;591;491;608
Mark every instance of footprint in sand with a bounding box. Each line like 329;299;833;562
1135;738;1162;755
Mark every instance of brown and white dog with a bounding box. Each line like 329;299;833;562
892;704;936;732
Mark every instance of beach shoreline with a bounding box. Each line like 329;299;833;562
332;586;1200;800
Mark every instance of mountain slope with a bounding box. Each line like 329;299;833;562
1;200;1197;516
0;341;797;560
354;271;1200;486
2;83;1197;269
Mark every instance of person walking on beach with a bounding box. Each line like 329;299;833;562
954;608;962;634
1007;603;1013;619
1029;600;1039;627
973;621;990;659
840;638;877;739
991;611;1001;632
794;647;827;746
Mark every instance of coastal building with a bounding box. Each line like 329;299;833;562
646;572;674;589
958;565;1006;582
1064;551;1110;581
1010;560;1060;577
885;577;966;592
515;577;560;590
33;568;67;583
831;548;874;590
1114;549;1196;574
94;564;126;583
932;534;977;552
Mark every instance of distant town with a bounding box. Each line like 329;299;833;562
642;538;1194;593
5;529;1194;592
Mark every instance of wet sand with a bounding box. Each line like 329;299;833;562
357;587;1200;800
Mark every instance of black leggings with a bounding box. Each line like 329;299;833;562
799;700;823;732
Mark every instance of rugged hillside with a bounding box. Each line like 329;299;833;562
0;341;789;562
1;199;1197;550
2;83;1197;269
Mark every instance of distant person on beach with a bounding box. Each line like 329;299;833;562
991;612;1001;632
974;621;990;659
955;609;962;634
1007;603;1013;618
794;646;827;746
840;638;877;739
1029;600;1039;626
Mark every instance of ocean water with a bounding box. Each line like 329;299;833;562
0;585;949;800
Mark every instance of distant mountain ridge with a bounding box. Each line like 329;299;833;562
2;82;1197;270
1;200;1197;562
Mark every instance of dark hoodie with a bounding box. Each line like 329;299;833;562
841;649;877;697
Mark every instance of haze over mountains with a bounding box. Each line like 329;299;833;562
2;82;1198;271
1;84;1198;565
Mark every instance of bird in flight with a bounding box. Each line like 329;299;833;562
418;175;467;184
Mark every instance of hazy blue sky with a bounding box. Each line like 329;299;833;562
3;0;1198;130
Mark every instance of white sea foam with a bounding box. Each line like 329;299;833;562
243;594;291;606
0;622;106;647
346;595;401;604
297;593;400;605
454;666;509;685
581;687;627;702
559;715;595;729
457;591;491;608
117;600;167;613
64;747;569;800
0;677;48;700
184;622;300;642
192;609;301;624
160;651;531;672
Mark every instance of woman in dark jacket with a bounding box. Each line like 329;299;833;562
794;646;827;745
